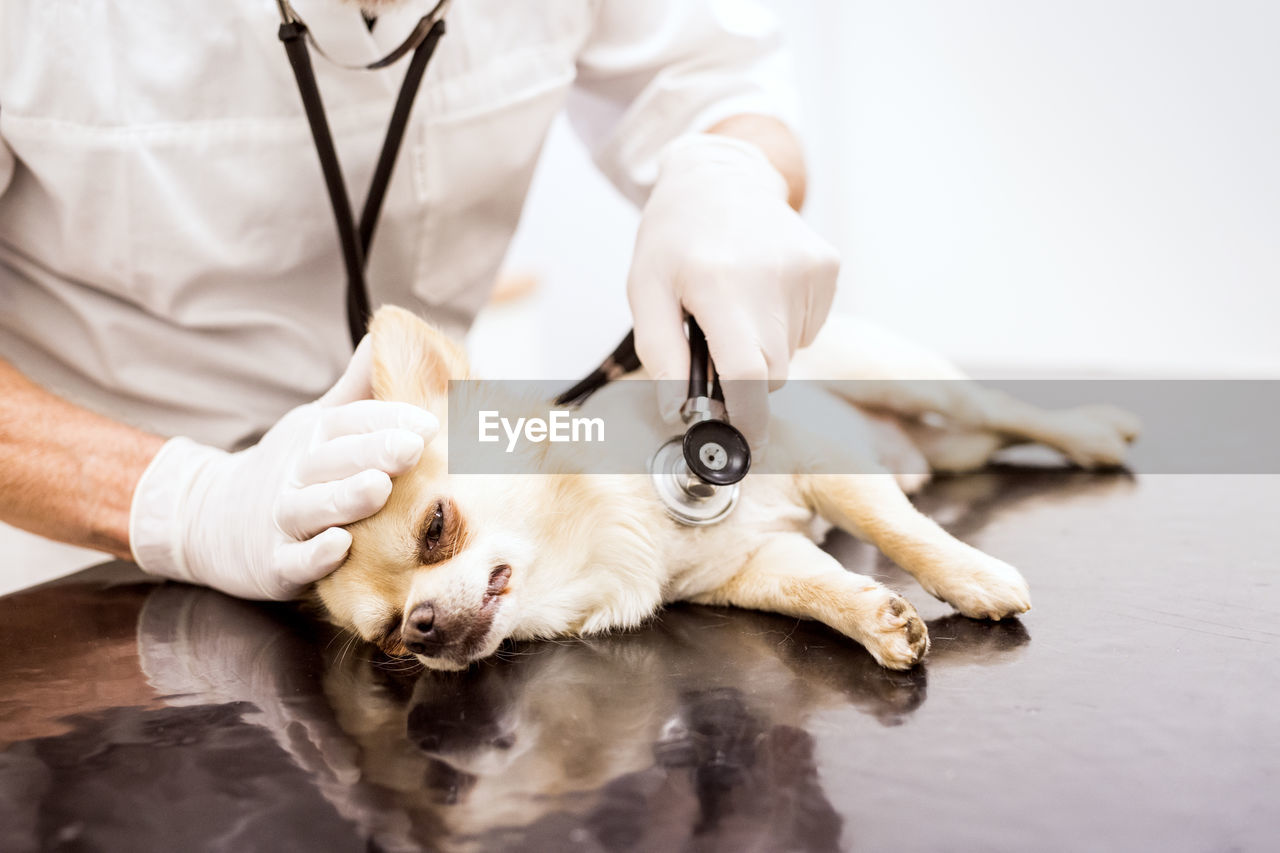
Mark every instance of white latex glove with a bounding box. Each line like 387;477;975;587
627;133;840;447
129;336;437;600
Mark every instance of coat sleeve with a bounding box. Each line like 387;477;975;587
568;0;798;205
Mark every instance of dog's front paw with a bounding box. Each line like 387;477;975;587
1046;404;1141;468
856;589;930;670
926;556;1031;621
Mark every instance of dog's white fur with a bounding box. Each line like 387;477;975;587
315;307;1138;671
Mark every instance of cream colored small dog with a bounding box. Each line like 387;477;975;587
314;307;1138;671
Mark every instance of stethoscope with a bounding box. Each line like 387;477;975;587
274;0;450;346
276;0;751;525
646;318;752;525
552;319;752;527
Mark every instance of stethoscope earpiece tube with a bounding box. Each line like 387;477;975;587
278;9;447;347
278;21;368;346
358;21;446;261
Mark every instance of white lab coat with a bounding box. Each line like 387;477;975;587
0;0;792;451
0;0;793;591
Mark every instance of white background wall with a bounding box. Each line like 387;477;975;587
473;0;1280;379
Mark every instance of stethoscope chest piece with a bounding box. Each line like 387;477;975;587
649;437;741;526
648;316;752;526
683;419;751;486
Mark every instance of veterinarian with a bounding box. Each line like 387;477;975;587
0;1;837;599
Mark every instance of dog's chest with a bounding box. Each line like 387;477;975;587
658;477;822;602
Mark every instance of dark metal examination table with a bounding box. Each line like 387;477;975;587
1;468;1275;852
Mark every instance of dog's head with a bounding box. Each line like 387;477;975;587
314;307;665;671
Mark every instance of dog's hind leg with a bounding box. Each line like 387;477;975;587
800;472;1031;620
827;379;1140;469
900;422;1011;475
690;533;929;670
792;318;1139;468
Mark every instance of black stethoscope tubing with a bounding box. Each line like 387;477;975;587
552;319;723;410
277;1;447;346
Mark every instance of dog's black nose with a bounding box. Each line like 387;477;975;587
404;602;438;654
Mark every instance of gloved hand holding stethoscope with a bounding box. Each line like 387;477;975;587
627;133;841;453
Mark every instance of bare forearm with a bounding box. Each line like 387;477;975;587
706;113;808;211
0;358;164;559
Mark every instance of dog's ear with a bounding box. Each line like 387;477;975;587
368;306;470;407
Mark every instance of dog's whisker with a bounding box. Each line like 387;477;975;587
336;632;362;670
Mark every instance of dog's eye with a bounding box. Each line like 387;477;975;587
419;499;465;566
423;502;445;550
